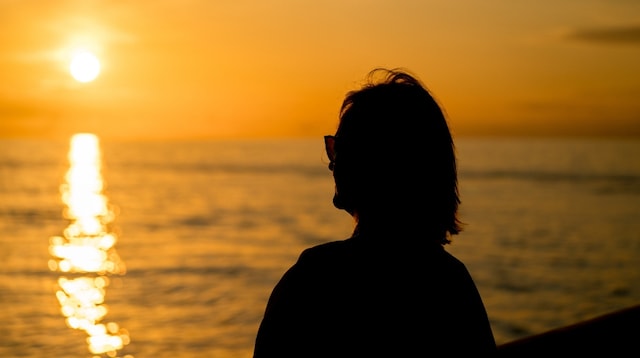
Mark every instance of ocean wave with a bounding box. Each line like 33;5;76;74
460;169;640;185
110;161;328;177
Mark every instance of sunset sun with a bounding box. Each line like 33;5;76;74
69;50;101;83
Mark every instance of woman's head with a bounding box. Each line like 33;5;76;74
329;68;461;243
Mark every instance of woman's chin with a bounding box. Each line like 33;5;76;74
333;193;355;215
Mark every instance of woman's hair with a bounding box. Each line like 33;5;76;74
335;68;461;243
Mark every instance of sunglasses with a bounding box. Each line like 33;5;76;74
324;135;336;170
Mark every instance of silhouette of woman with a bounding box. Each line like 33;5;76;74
253;68;497;357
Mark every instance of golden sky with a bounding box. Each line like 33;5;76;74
1;0;639;141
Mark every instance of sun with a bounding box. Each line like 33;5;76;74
70;50;101;83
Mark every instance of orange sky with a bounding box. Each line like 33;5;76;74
1;0;639;141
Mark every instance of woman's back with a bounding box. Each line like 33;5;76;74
253;233;496;357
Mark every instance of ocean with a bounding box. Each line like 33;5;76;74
1;136;639;357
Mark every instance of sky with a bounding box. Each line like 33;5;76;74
1;0;639;141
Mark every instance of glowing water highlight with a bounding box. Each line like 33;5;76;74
48;133;132;357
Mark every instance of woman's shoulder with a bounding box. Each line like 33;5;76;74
298;237;358;262
297;234;459;268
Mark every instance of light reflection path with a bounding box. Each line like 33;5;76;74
48;133;132;358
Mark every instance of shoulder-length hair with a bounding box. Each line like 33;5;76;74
336;68;462;243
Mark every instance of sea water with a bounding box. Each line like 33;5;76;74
1;136;639;357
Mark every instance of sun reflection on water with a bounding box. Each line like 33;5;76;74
48;133;133;358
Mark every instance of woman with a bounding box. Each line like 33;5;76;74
253;68;496;357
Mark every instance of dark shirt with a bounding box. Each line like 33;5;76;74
253;233;497;357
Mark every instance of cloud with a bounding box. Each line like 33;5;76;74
567;24;640;46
